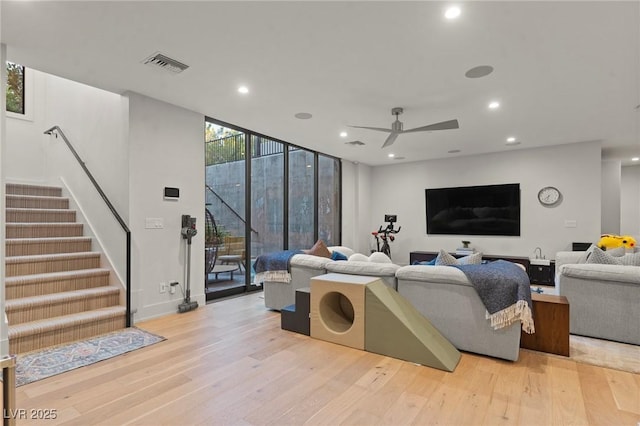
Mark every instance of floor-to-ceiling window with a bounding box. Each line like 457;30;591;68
250;135;284;280
318;155;341;246
205;117;341;300
288;147;316;250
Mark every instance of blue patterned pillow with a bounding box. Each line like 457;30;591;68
413;258;437;266
330;251;348;261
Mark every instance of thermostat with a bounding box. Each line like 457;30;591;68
164;187;180;200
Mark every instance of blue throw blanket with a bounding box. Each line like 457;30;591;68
253;250;302;284
455;260;534;333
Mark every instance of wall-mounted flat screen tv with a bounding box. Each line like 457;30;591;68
425;183;520;236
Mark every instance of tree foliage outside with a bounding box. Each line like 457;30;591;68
6;62;24;114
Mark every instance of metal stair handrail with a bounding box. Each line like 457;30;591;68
44;126;132;327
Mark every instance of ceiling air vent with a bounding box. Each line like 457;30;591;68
345;140;365;146
142;52;189;74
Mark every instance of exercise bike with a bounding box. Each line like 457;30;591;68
372;215;401;259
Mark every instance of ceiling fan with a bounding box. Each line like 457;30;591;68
350;107;459;148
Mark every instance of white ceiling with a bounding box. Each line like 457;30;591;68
2;1;639;166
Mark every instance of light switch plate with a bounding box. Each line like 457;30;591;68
145;217;164;229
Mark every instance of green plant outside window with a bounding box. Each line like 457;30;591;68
6;62;25;114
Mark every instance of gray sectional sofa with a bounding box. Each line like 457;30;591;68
556;250;640;345
261;246;355;310
262;247;524;361
396;265;522;361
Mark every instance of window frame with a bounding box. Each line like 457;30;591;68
6;64;34;122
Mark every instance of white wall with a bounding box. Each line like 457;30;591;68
349;142;602;264
601;160;622;234
5;68;45;182
621;164;640;237
6;69;129;215
1;43;9;356
127;92;205;322
341;161;374;254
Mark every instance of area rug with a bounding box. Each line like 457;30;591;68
12;327;165;386
569;335;640;374
525;335;640;374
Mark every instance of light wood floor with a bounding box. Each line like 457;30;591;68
9;293;640;425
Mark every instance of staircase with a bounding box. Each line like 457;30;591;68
5;183;126;354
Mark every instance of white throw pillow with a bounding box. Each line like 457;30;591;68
328;246;355;258
348;253;369;262
368;252;392;263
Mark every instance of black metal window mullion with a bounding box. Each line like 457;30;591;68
313;153;319;243
245;132;252;290
338;159;343;246
283;146;289;250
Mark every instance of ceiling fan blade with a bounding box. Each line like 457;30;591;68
403;119;459;133
349;125;393;133
382;132;399;148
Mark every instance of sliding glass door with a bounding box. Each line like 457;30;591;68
204;123;248;300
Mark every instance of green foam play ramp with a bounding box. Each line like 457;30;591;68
364;280;460;372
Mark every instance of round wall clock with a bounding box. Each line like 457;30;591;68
538;186;561;206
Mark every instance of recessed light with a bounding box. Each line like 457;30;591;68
445;6;461;20
340;131;348;138
238;86;249;94
306;164;312;168
632;157;640;161
465;65;494;79
506;137;516;143
488;101;500;109
294;112;312;119
388;153;395;158
448;149;461;154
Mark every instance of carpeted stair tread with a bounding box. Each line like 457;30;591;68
5;268;110;286
7;236;91;243
8;306;127;339
6;194;69;209
5;268;110;299
6;236;92;256
6;208;76;223
6;252;102;277
6;223;84;238
6;183;62;197
6;287;120;311
6;251;100;264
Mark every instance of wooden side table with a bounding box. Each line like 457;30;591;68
520;293;570;356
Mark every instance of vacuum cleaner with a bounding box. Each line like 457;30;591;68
179;214;199;313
